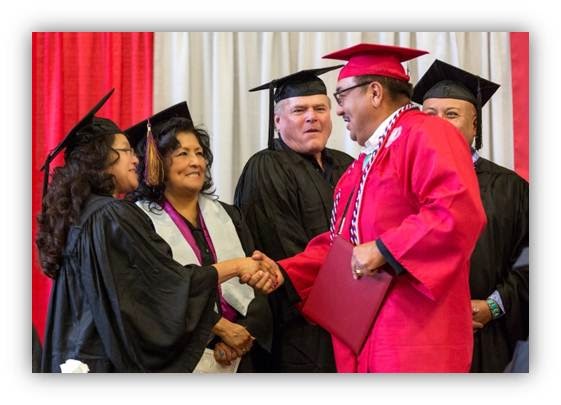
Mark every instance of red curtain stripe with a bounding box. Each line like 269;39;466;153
32;32;154;340
510;32;530;181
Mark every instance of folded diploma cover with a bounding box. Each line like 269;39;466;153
302;236;393;354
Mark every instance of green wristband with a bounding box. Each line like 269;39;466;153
486;298;502;320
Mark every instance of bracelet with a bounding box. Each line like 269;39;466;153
486;298;502;320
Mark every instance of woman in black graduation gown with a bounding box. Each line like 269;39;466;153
128;112;275;372
36;91;276;373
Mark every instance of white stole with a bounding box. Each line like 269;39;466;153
137;196;254;316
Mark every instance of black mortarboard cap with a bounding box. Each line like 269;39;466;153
412;59;500;106
249;65;343;150
125;101;192;149
124;101;192;187
40;88;119;199
412;59;500;149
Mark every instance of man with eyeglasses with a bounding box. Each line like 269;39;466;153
276;43;487;372
234;67;353;372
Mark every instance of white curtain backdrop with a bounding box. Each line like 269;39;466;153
154;32;512;204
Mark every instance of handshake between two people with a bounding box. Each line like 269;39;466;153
237;250;284;294
214;250;284;295
211;251;284;366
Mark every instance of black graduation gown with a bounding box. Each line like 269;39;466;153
41;195;221;372
469;158;529;372
234;138;354;372
208;202;273;372
32;324;42;373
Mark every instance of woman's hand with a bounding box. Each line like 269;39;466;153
238;251;284;294
212;318;254;356
250;250;284;287
237;257;278;294
213;341;240;366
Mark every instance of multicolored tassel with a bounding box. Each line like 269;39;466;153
144;122;164;187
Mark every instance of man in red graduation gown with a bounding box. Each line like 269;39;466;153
412;60;529;372
276;44;487;372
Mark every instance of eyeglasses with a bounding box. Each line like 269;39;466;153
333;81;373;106
113;147;137;157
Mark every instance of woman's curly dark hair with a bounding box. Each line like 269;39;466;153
129;117;215;210
36;126;120;279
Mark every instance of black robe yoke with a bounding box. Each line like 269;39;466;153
217;202;273;372
470;158;529;372
235;139;353;260
41;195;221;372
234;139;353;372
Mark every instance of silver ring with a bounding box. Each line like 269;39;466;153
353;267;364;279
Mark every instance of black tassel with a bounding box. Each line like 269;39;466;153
268;81;275;150
475;80;483;150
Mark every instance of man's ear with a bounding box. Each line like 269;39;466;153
468;111;478;142
370;81;383;108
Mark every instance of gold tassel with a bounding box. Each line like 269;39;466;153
144;122;164;187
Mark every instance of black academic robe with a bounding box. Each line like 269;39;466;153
234;138;354;372
470;158;529;372
215;203;273;372
32;324;42;373
41;195;221;372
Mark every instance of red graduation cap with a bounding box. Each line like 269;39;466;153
323;43;428;82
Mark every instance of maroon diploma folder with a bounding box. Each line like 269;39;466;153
302;236;393;355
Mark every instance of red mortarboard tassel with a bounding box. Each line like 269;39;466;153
144;122;164;187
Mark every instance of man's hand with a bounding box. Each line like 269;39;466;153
237;257;275;293
351;241;386;279
238;251;284;293
251;250;284;288
471;299;492;332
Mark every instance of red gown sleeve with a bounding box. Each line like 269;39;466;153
278;231;332;303
379;118;486;300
